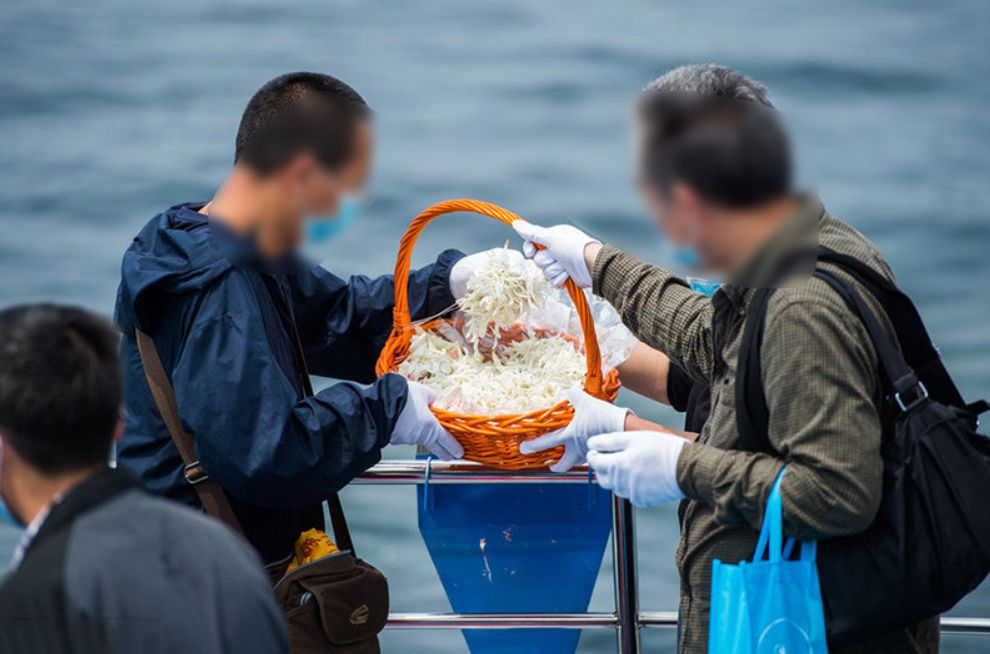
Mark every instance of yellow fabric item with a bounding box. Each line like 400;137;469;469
285;528;340;574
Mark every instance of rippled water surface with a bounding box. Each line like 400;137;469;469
1;1;989;651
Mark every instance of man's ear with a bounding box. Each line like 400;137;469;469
639;179;667;221
670;181;706;220
283;153;317;195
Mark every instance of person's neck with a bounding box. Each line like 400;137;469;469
203;168;299;261
7;462;103;526
723;196;798;269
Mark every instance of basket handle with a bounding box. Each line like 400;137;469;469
377;199;606;398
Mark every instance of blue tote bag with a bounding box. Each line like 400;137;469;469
709;473;829;654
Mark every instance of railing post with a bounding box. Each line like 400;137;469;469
612;494;640;654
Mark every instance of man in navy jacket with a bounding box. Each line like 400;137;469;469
115;72;493;563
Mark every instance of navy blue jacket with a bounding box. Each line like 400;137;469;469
114;203;461;562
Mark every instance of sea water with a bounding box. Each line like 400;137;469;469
1;1;988;651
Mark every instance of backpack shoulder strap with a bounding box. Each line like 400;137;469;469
817;246;972;411
735;269;929;454
134;328;245;537
811;269;924;404
735;287;775;453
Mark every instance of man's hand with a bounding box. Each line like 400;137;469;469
587;431;688;506
390;381;465;460
512;222;600;289
449;249;527;299
518;389;630;472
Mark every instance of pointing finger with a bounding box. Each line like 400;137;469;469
549;449;583;473
435;430;464;460
519;430;566;454
512;221;549;246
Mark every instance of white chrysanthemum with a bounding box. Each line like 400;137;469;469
456;249;552;342
395;249;592;415
397;329;585;415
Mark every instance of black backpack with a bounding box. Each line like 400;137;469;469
736;247;990;647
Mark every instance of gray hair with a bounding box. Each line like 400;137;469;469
644;64;773;108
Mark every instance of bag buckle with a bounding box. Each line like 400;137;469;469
184;461;209;485
894;382;928;412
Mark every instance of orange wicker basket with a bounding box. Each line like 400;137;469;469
375;199;620;470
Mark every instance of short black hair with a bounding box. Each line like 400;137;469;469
235;72;370;175
639;90;792;209
0;305;121;474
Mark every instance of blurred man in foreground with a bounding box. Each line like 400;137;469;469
0;304;286;654
516;65;937;653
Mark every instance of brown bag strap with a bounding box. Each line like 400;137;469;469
134;327;245;537
277;281;356;555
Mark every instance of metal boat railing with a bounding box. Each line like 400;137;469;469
353;460;990;652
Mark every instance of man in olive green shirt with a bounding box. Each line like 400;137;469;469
515;65;939;653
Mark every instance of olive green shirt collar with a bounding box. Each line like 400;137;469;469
717;193;824;309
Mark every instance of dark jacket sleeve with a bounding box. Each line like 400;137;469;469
290;249;464;382
666;363;695;413
170;274;409;508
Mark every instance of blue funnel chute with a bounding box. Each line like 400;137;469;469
418;474;612;654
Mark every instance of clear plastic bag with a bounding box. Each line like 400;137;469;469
521;289;637;373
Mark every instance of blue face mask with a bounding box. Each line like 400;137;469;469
306;194;363;244
0;439;25;529
0;497;21;529
686;276;722;297
670;245;704;271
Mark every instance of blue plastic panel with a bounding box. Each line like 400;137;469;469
418;480;612;654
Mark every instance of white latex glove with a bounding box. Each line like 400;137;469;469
391;381;465;460
449;248;527;299
587;431;688;507
512;221;599;289
518;389;630;472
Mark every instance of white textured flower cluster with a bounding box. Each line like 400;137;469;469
398;328;585;415
396;249;585;415
455;248;552;342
